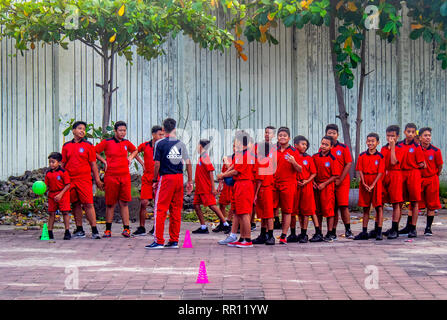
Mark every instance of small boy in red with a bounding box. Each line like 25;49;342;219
273;127;302;244
95;121;138;238
132;125;164;236
217;131;255;248
45;152;71;240
252;142;276;245
354;133;385;241
313;136;342;241
325;124;354;239
290;136;324;243
217;155;233;227
192;139;230;234
397;123;425;238
418;127;443;236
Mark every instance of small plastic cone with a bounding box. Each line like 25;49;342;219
40;223;50;241
183;230;193;248
196;261;209;284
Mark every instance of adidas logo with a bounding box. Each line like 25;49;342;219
167;145;182;160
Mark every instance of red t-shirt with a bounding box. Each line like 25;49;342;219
297;153;316;181
274;144;300;184
331;141;353;177
138;140;155;179
195;153;215;194
312;152;342;183
61;139;96;179
95;137;136;176
356;150;385;175
421;144;443;177
45;167;71;194
234;149;254;181
397;140;425;170
255;151;275;187
380;143;404;171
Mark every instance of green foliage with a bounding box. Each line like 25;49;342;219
61;118;114;140
0;197;47;215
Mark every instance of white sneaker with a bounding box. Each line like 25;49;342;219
218;234;237;245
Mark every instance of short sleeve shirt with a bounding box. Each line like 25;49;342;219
356;151;385;175
234;149;255;181
273;144;300;184
195;153;215;194
153;137;189;176
138;140;155;179
297;153;317;181
95;137;137;176
380;144;404;171
61;138;96;179
45;167;71;193
397;140;425;170
312;152;342;183
421;144;443;177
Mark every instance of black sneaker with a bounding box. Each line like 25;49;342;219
299;234;309;243
398;225;411;235
91;232;101;240
224;225;231;234
424;228;433;236
145;242;164;250
63;231;71;240
354;231;369;240
387;229;399;239
274;220;282;230
368;229;378;239
251;223;257;231
345;229;354;239
252;234;267;245
383;228;391;237
309;233;324;242
132;227;147;237
164;241;179;249
408;229;417;238
73;230;86;238
331;233;337;241
212;223;225;233
287;234;299;243
376;232;383;241
324;233;333;242
296;233;304;242
149;226;154;235
265;236;275;245
192;227;209;234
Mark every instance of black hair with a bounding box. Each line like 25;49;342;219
405;123;417;131
114;121;127;131
386;125;400;136
234;130;250;147
265;126;276;132
293;135;309;151
367;133;380;142
322;135;335;146
277;127;290;137
419;127;432;136
48;152;63;162
199;139;210;150
72;121;87;130
163;118;176;133
325;124;339;134
151;125;162;134
257;142;272;158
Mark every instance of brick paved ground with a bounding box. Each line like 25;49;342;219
1;209;447;300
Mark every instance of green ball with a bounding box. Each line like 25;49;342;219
32;181;47;195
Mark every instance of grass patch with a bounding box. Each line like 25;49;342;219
182;206;220;223
440;181;447;199
95;187;141;198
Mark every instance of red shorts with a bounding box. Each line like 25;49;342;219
315;182;335;218
358;174;383;208
419;175;441;210
140;174;154;200
69;176;94;204
219;184;232;205
335;175;350;207
256;186;274;219
104;174;132;205
273;182;297;214
294;183;316;216
233;180;254;215
402;169;422;202
48;191;71;212
382;170;403;204
193;192;217;206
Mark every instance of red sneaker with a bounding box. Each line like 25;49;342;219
122;229;131;238
236;241;254;248
279;238;287;245
227;241;241;247
103;230;112;238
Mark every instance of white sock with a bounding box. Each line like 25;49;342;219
223;222;229;227
201;225;207;229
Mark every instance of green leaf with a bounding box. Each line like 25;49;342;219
283;14;296;27
382;21;394;33
409;28;424;40
423;29;433;43
62;127;71;136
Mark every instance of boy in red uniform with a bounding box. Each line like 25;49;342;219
217;154;234;229
192;139;230;234
145;118;193;249
290;136;324;243
313;136;342;241
397;123;426;238
354;133;385;240
217;131;255;248
381;125;404;239
418;127;443;236
273;127;302;244
325;124;354;239
95;121;138;238
61;121;103;239
132;125;164;236
45;152;72;240
252;141;276;245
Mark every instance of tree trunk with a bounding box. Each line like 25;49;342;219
100;43;111;134
329;0;354;177
354;29;367;177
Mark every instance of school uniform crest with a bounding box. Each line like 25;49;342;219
57;176;62;180
429;155;434;160
79;147;84;153
336;150;342;156
375;160;379;166
303;160;308;165
124;145;128;150
409;148;414;153
325;162;330;167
